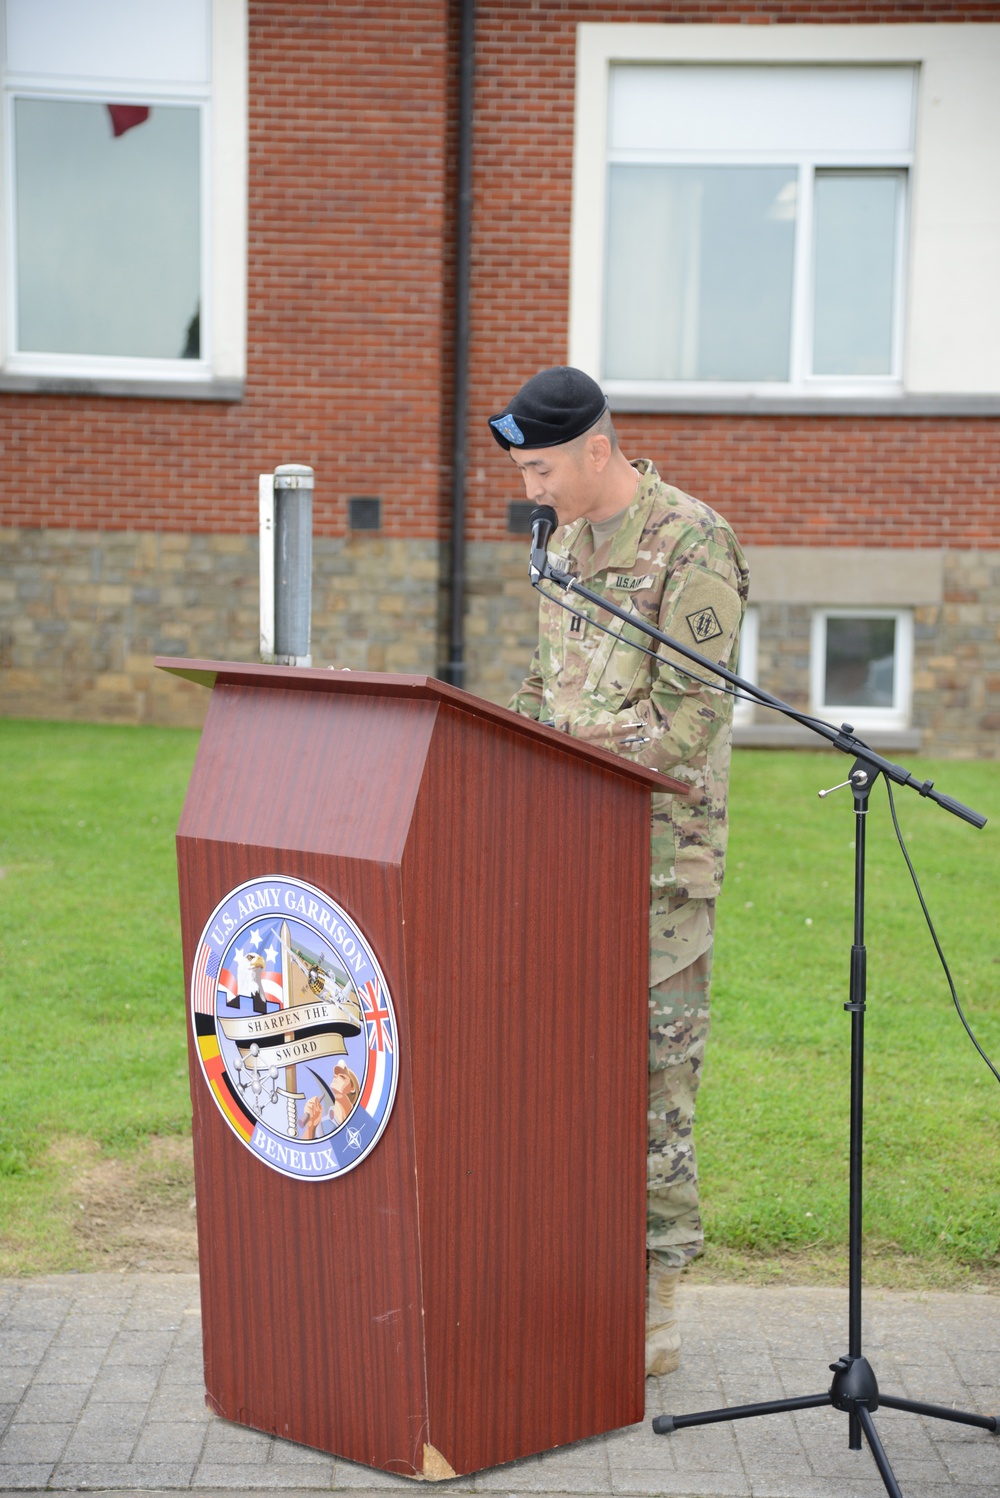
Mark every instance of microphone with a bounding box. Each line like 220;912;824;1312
528;505;558;582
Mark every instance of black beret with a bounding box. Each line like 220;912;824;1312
488;366;609;451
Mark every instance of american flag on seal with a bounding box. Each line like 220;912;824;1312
260;936;283;1006
216;931;284;1009
192;942;220;1016
192;933;284;1016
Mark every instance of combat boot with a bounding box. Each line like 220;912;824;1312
645;1261;681;1376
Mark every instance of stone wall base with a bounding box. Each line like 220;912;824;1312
2;529;997;757
0;530;442;728
745;551;1000;759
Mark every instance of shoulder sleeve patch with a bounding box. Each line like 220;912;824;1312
661;567;743;671
686;605;723;643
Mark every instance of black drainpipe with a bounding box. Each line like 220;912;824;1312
443;0;475;689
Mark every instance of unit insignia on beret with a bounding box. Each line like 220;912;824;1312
490;413;525;446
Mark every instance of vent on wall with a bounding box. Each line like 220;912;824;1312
348;496;381;531
507;502;534;534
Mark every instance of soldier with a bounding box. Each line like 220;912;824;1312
490;366;748;1376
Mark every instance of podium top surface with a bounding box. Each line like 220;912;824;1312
156;657;686;796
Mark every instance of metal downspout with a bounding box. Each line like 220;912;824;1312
443;0;475;688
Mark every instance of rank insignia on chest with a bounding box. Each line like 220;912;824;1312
686;606;724;643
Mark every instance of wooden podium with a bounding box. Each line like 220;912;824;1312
159;658;681;1480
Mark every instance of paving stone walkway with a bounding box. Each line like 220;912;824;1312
1;1274;997;1497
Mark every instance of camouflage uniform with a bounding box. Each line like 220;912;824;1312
508;460;748;1266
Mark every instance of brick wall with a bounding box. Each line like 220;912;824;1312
0;0;453;541
0;1;997;550
483;417;1000;550
1;1;998;742
465;1;1000;547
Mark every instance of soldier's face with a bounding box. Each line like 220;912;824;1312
508;440;596;526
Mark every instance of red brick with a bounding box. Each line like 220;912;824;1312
0;0;997;546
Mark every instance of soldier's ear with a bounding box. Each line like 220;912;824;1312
587;432;612;474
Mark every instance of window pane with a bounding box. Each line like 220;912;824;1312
812;173;901;376
824;617;896;708
6;0;209;85
604;165;796;382
609;65;916;156
15;98;201;359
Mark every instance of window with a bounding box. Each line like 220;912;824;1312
1;0;247;395
570;25;1000;405
810;609;913;732
600;66;911;397
732;605;758;727
14;97;203;362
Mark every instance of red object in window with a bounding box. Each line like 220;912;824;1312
106;104;150;138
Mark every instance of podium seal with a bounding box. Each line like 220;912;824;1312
190;875;399;1181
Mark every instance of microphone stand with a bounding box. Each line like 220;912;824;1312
531;548;995;1498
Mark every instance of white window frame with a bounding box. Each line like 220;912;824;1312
807;166;908;386
0;0;246;394
732;604;758;727
810;607;913;733
570;24;1000;403
601;70;911;399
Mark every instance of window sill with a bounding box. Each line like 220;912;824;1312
0;372;244;401
734;721;922;753
609;392;1000;417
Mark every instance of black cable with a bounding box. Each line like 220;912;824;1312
883;778;1000;1086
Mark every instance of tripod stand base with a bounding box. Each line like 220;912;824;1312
652;1353;998;1498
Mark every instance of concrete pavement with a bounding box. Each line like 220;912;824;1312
1;1274;997;1497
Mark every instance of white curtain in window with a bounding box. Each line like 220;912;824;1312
604;165;797;382
813;173;903;377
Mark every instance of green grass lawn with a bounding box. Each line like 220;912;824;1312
0;720;997;1279
0;719;199;1268
703;748;1000;1279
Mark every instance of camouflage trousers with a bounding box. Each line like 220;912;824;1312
647;895;715;1270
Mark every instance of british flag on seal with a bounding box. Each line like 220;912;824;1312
359;977;393;1113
